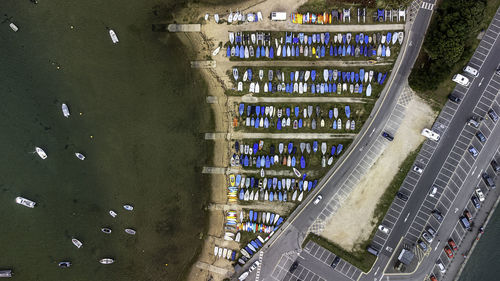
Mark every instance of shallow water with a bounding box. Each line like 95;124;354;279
0;0;211;280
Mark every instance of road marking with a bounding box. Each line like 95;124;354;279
479;77;485;86
404;212;410;222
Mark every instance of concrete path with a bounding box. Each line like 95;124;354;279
208;202;295;213
228;60;393;67
233;95;372;103
230;132;356;139
227;23;405;33
194;261;229;275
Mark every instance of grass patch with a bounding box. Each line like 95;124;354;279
302;232;376;272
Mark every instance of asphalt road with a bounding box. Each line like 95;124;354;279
234;2;437;280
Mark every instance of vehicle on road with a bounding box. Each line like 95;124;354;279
430;275;438;281
397;192;408;201
426;226;436;237
448;239;458;252
464;66;479;77
313;195;323;205
467;116;481;127
448;94;461;103
476;131;486;142
382;131;394;141
417;240;427;251
378;224;390;234
482;172;496;188
330;256;341;269
444;246;454;258
475;188;485;202
436;260;446;273
421;128;440;141
452;74;470;86
429;185;438;197
422;231;433;243
249;261;260;273
289;261;299;273
413;165;423;174
238;271;249;281
432;210;443;222
468;146;478;158
491;159;500;172
471;196;481;209
460;216;471;230
488;109;499;122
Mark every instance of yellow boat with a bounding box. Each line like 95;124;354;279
229;174;235;186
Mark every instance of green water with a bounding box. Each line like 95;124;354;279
0;0;211;280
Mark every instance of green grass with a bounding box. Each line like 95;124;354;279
302;233;376;272
226;65;392;99
411;0;500;110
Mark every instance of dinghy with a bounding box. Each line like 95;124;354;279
212;46;220;56
108;29;119;44
62;103;70;117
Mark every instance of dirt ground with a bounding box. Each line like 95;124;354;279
320;92;437;251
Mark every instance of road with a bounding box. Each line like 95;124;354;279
233;1;437;280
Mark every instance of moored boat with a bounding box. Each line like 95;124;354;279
0;270;12;277
15;196;36;208
101;227;112;234
72;238;83;248
123;204;134;211
75;153;85;160
58;261;71;268
109;210;117;217
125;228;136;235
99;258;114;265
62;103;70;117
108;29;119;44
35;147;47;159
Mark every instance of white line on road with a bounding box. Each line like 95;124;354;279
404;212;410;222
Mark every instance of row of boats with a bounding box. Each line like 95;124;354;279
237;187;308;202
233;140;344;156
290;8;406;24
226;31;403;59
213;245;237;261
205;9;263;24
239;104;351;119
229;175;317;191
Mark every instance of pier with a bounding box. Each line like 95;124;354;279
167;24;201;32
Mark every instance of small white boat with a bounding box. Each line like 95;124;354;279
108;29;119;44
235;232;241;242
15;196;36;208
75;153;85;160
101;228;112;234
62;103;70;117
293;168;301;178
125;228;136;235
109;210;117;217
123;204;134;211
72;238;83;248
212;46;220;56
204;13;209;21
9;22;18;32
214;14;219;23
297;191;304;202
214;246;219;256
99;258;114;264
35;147;47;159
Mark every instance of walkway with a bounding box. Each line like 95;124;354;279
230;132;356;139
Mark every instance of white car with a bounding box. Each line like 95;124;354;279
421;128;440;141
249;261;260;273
378;224;390;234
313;195;323;205
413;165;423;174
475;188;485;202
429;185;438;197
463;66;479;77
452;74;470;86
436;260;446;273
238;271;249;281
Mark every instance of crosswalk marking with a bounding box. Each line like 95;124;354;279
255;250;264;281
421;2;435;10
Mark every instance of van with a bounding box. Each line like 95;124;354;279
452;74;470;86
421;128;440;141
367;246;379;256
491;160;500;172
271;12;287;21
464;66;479;77
482;173;496;188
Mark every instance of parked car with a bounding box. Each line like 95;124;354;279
413;165;423;174
464;66;479;77
397;192;409;201
482;173;496;188
471;196;481;209
426;226;437;237
378;224;390;234
468;146;479;158
476;131;486;142
313;195;323;205
432;210;443;222
452;74;470;86
417;240;428;251
429;185;438;197
289;261;299;273
436;260;446;273
430;275;438;281
444;246;454;258
467;116;481;127
330;256;341;269
422;231;433;243
488;109;499;122
448;94;462;103
475;188;486;202
448;239;458;252
382;131;394;141
491;159;500;172
460;216;471;230
249;261;260;273
464;210;472;222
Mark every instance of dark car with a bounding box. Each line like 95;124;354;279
491;159;500;172
431;210;443;222
476;131;486;142
464;210;472;222
488;109;499;122
482;173;496;188
330;256;341;269
471;196;481;209
289;261;299;273
460;216;471;230
468;146;478;158
382;132;394;141
417;239;428;251
397;192;409;202
448;94;461;103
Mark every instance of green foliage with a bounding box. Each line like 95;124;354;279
409;0;487;92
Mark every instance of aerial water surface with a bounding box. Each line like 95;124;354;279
0;0;211;280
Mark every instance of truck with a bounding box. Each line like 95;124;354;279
271;12;287;21
421;128;440;141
